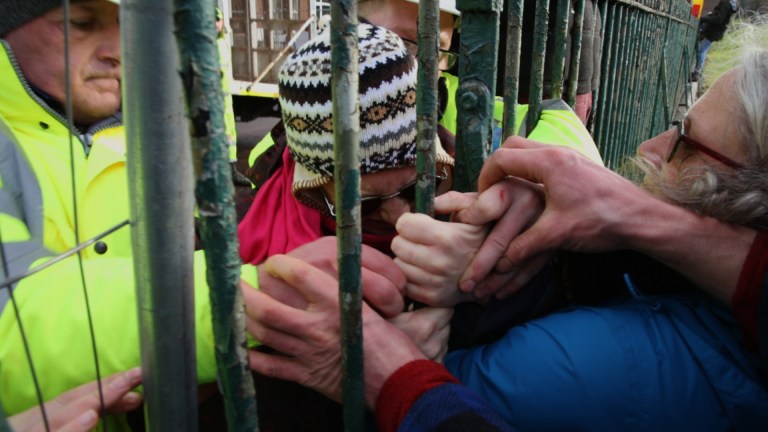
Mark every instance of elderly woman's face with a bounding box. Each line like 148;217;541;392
637;69;746;182
322;166;451;235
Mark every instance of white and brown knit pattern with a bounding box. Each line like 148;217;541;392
278;23;453;195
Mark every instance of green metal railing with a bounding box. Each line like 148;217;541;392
325;1;697;428
328;1;365;430
592;0;697;169
2;0;698;431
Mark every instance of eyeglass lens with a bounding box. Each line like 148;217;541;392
400;38;457;71
359;168;448;216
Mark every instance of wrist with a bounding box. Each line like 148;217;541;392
363;321;427;410
375;360;459;432
622;196;755;303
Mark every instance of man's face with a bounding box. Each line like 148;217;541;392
360;0;455;51
4;0;121;124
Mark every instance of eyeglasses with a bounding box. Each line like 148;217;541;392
400;37;458;72
666;120;743;169
323;167;449;217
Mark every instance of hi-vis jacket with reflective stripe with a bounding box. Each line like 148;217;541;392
0;40;223;419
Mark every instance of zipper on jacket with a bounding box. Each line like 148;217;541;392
1;40;122;156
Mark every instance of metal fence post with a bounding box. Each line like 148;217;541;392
329;2;365;431
455;0;502;192
123;0;199;429
174;0;259;429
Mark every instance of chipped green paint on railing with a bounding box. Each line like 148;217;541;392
502;0;524;140
455;0;501;192
416;0;440;216
174;0;259;430
549;0;570;99
566;0;587;106
526;0;550;135
590;0;697;169
329;2;365;430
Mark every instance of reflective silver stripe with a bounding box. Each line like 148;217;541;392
0;120;51;313
0;240;53;310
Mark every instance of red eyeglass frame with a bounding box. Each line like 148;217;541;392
666;120;743;169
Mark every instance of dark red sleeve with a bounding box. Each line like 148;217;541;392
731;230;768;353
375;360;460;432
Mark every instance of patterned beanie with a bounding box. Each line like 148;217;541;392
279;23;454;201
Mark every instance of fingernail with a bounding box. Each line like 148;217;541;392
79;410;98;427
112;367;142;390
127;367;142;384
123;392;142;404
459;280;474;292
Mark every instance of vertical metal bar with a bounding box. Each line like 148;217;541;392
122;0;198;429
455;0;501;192
650;57;664;134
329;2;364;430
549;0;570;100
591;0;698;167
593;0;612;145
614;6;632;165
629;7;651;146
526;0;550;134
604;5;625;167
614;8;637;162
503;0;524;139
640;10;661;141
0;401;9;432
415;0;440;216
174;0;259;430
566;0;586;106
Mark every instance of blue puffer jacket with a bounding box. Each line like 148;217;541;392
445;292;768;431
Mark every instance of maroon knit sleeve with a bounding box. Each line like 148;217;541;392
375;360;460;432
731;231;768;352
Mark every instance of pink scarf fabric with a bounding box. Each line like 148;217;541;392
238;148;396;264
238;148;323;264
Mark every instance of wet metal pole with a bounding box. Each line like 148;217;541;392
122;0;198;429
527;0;550;134
330;1;364;430
566;0;586;106
0;401;9;432
455;0;501;192
415;0;440;216
503;0;524;140
549;0;570;99
174;0;259;430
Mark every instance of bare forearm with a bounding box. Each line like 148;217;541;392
620;197;755;305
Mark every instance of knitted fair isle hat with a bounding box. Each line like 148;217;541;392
0;0;121;37
279;23;454;208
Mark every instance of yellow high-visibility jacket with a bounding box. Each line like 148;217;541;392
0;41;255;421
